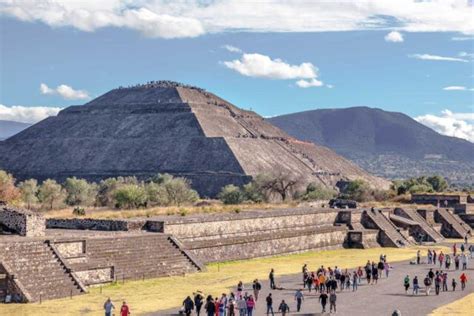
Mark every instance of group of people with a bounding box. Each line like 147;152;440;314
406;243;470;296
179;254;391;316
103;298;130;316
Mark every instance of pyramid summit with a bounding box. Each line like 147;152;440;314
0;81;388;196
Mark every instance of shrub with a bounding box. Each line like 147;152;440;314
38;179;66;210
0;170;20;204
340;180;373;202
302;183;337;201
72;206;86;216
113;184;148;209
161;176;199;206
18;179;38;209
64;177;97;206
218;184;245;204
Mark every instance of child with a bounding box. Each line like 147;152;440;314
452;278;457;291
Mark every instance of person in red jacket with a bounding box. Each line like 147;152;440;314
120;301;130;316
460;273;468;291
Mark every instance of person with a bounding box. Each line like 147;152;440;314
372;263;379;284
434;274;441;295
120;301;130;316
461;243;465;253
278;300;290;316
252;279;262;301
194;292;204;316
452;278;457;291
455;255;460;270
329;291;337;313
220;294;228;316
412;276;419;295
439;251;445;268
365;262;372;284
352;271;358;291
417;250;421;264
460;273;468;290
445;254;451;270
294;289;304;312
428;268;435;281
392;310;402;316
227;299;235;316
215;297;221;316
453;243;457;256
428;249;433;264
305;273;313;292
461;253;468;270
433;250;437;265
237;281;243;298
246;295;255;316
269;269;275;290
404;275;410;294
183;296;195;316
319;291;328;313
384;261;390;278
265;293;274;316
104;298;115;316
205;296;216;316
469;244;474;259
319;273;326;292
236;297;246;316
424;275;432;295
465;234;469;245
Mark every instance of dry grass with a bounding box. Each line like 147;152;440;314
41;202;296;219
0;245;449;316
429;293;474;316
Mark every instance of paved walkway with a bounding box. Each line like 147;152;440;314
156;254;473;316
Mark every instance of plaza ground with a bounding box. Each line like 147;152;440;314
4;243;473;316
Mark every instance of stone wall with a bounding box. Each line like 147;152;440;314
411;194;467;207
54;241;85;258
188;228;347;263
75;267;114;285
0;206;44;237
47;218;145;231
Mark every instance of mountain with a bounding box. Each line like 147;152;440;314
0;82;388;197
0;120;31;140
269;106;474;186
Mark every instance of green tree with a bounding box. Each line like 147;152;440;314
218;184;245;204
408;184;433;194
427;175;448;192
145;182;170;206
0;170;20;204
162;177;199;206
97;176;138;207
113;184;148;209
340;180;373;202
18;179;38;209
64;177;98;206
302;183;337;201
243;181;266;203
38;179;66;210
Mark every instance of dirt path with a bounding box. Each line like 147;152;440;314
156;253;473;316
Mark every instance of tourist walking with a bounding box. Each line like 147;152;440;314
278;300;290;316
434;274;441;295
404;275;410;294
265;293;274;316
461;253;468;270
246;295;255;316
352;271;358;291
205;296;216;316
103;298;115;316
252;279;261;301
194;292;204;316
228;299;235;316
269;269;276;290
460;273;468;290
183;296;194;316
452;278;457;291
329;291;337;313
423;275;432;295
120;301;130;316
319;291;328;313
412;276;420;295
417;250;421;264
295;289;304;312
236;297;246;316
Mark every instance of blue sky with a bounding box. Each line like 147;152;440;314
0;1;473;141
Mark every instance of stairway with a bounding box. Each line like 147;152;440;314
363;209;412;247
0;241;84;302
436;208;470;238
395;208;444;242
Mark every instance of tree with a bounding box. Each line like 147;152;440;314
97;176;138;207
218;185;245;204
243;181;266;203
113;184;148;209
302;183;337;201
38;179;66;210
408;184;433;194
145;182;170;206
18;179;38;209
254;173;298;201
427;175;448;192
0;170;20;204
162;177;199;206
340;180;373;202
64;177;98;206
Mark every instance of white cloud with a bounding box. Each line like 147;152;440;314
443;86;467;91
452;37;474;41
296;78;324;88
409;54;468;63
222;45;242;53
223;53;317;80
1;1;473;39
384;31;404;42
223;52;325;88
40;83;90;100
458;51;474;58
0;104;62;124
415;109;474;142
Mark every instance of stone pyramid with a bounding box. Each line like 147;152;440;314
0;81;388;197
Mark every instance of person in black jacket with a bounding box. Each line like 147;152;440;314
266;293;274;316
194;292;204;316
205;296;215;316
183;296;194;316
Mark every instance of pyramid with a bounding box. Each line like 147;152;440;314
0;81;389;197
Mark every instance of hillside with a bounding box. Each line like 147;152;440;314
0;120;31;140
269;107;474;186
0;82;389;197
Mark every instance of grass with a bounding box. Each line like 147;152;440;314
0;245;449;316
41;202;296;219
430;293;474;316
